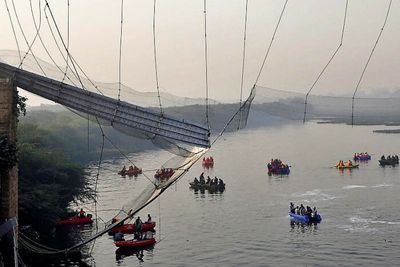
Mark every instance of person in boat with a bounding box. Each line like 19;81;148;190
395;155;399;161
312;207;318;218
128;165;134;172
381;155;385;160
194;177;199;185
347;160;352;167
209;156;214;162
200;176;205;184
299;204;305;215
289;202;295;213
147;214;152;223
114;231;125;242
218;178;224;186
78;208;86;218
120;165;127;174
199;172;204;180
135;216;143;240
206;176;211;184
214;177;218;184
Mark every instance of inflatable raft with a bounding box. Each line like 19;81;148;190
354;155;371;161
118;167;142;176
108;222;156;235
58;215;93;226
289;212;322;224
115;238;156;248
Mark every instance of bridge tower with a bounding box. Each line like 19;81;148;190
0;74;18;220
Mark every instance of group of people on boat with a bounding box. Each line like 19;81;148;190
267;159;290;175
154;167;174;179
193;172;224;187
353;152;371;161
113;214;153;242
119;165;142;176
202;156;214;167
289;202;318;219
380;155;399;161
336;160;355;168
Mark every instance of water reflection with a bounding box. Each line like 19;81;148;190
289;220;319;234
115;247;154;264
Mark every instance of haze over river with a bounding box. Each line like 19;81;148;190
86;122;400;266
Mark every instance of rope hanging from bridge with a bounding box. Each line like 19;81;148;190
351;0;392;126
153;0;164;115
303;0;348;123
203;0;210;130
237;0;249;130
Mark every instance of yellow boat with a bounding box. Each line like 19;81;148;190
336;164;359;169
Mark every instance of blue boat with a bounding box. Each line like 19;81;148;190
353;155;371;161
289;212;322;224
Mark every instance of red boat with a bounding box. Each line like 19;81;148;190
108;222;156;235
118;167;142;176
115;238;156;248
58;215;93;226
154;168;174;179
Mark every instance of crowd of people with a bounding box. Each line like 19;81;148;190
289;202;318;219
267;159;290;175
193;172;224;187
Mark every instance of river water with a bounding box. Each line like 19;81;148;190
84;121;400;266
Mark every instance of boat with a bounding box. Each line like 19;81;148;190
118;167;142;176
267;167;290;175
379;158;399;166
353;155;371;161
108;222;156;235
189;182;225;191
154;168;174;179
115;238;156;248
335;164;359;169
58;215;93;226
289;212;322;224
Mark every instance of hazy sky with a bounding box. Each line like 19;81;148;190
1;0;399;106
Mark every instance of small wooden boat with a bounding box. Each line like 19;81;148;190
58;215;93;226
379;158;399;166
335;164;359;169
115;238;156;248
189;182;225;191
108;222;156;235
289;212;322;224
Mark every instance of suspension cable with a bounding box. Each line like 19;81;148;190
253;0;289;86
303;0;348;123
203;0;210;130
237;0;249;129
3;0;21;63
62;0;70;83
153;0;163;115
18;0;43;70
351;0;392;126
9;0;46;75
117;0;124;101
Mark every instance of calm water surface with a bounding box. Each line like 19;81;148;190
87;122;400;266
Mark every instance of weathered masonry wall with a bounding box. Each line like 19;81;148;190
0;75;18;221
